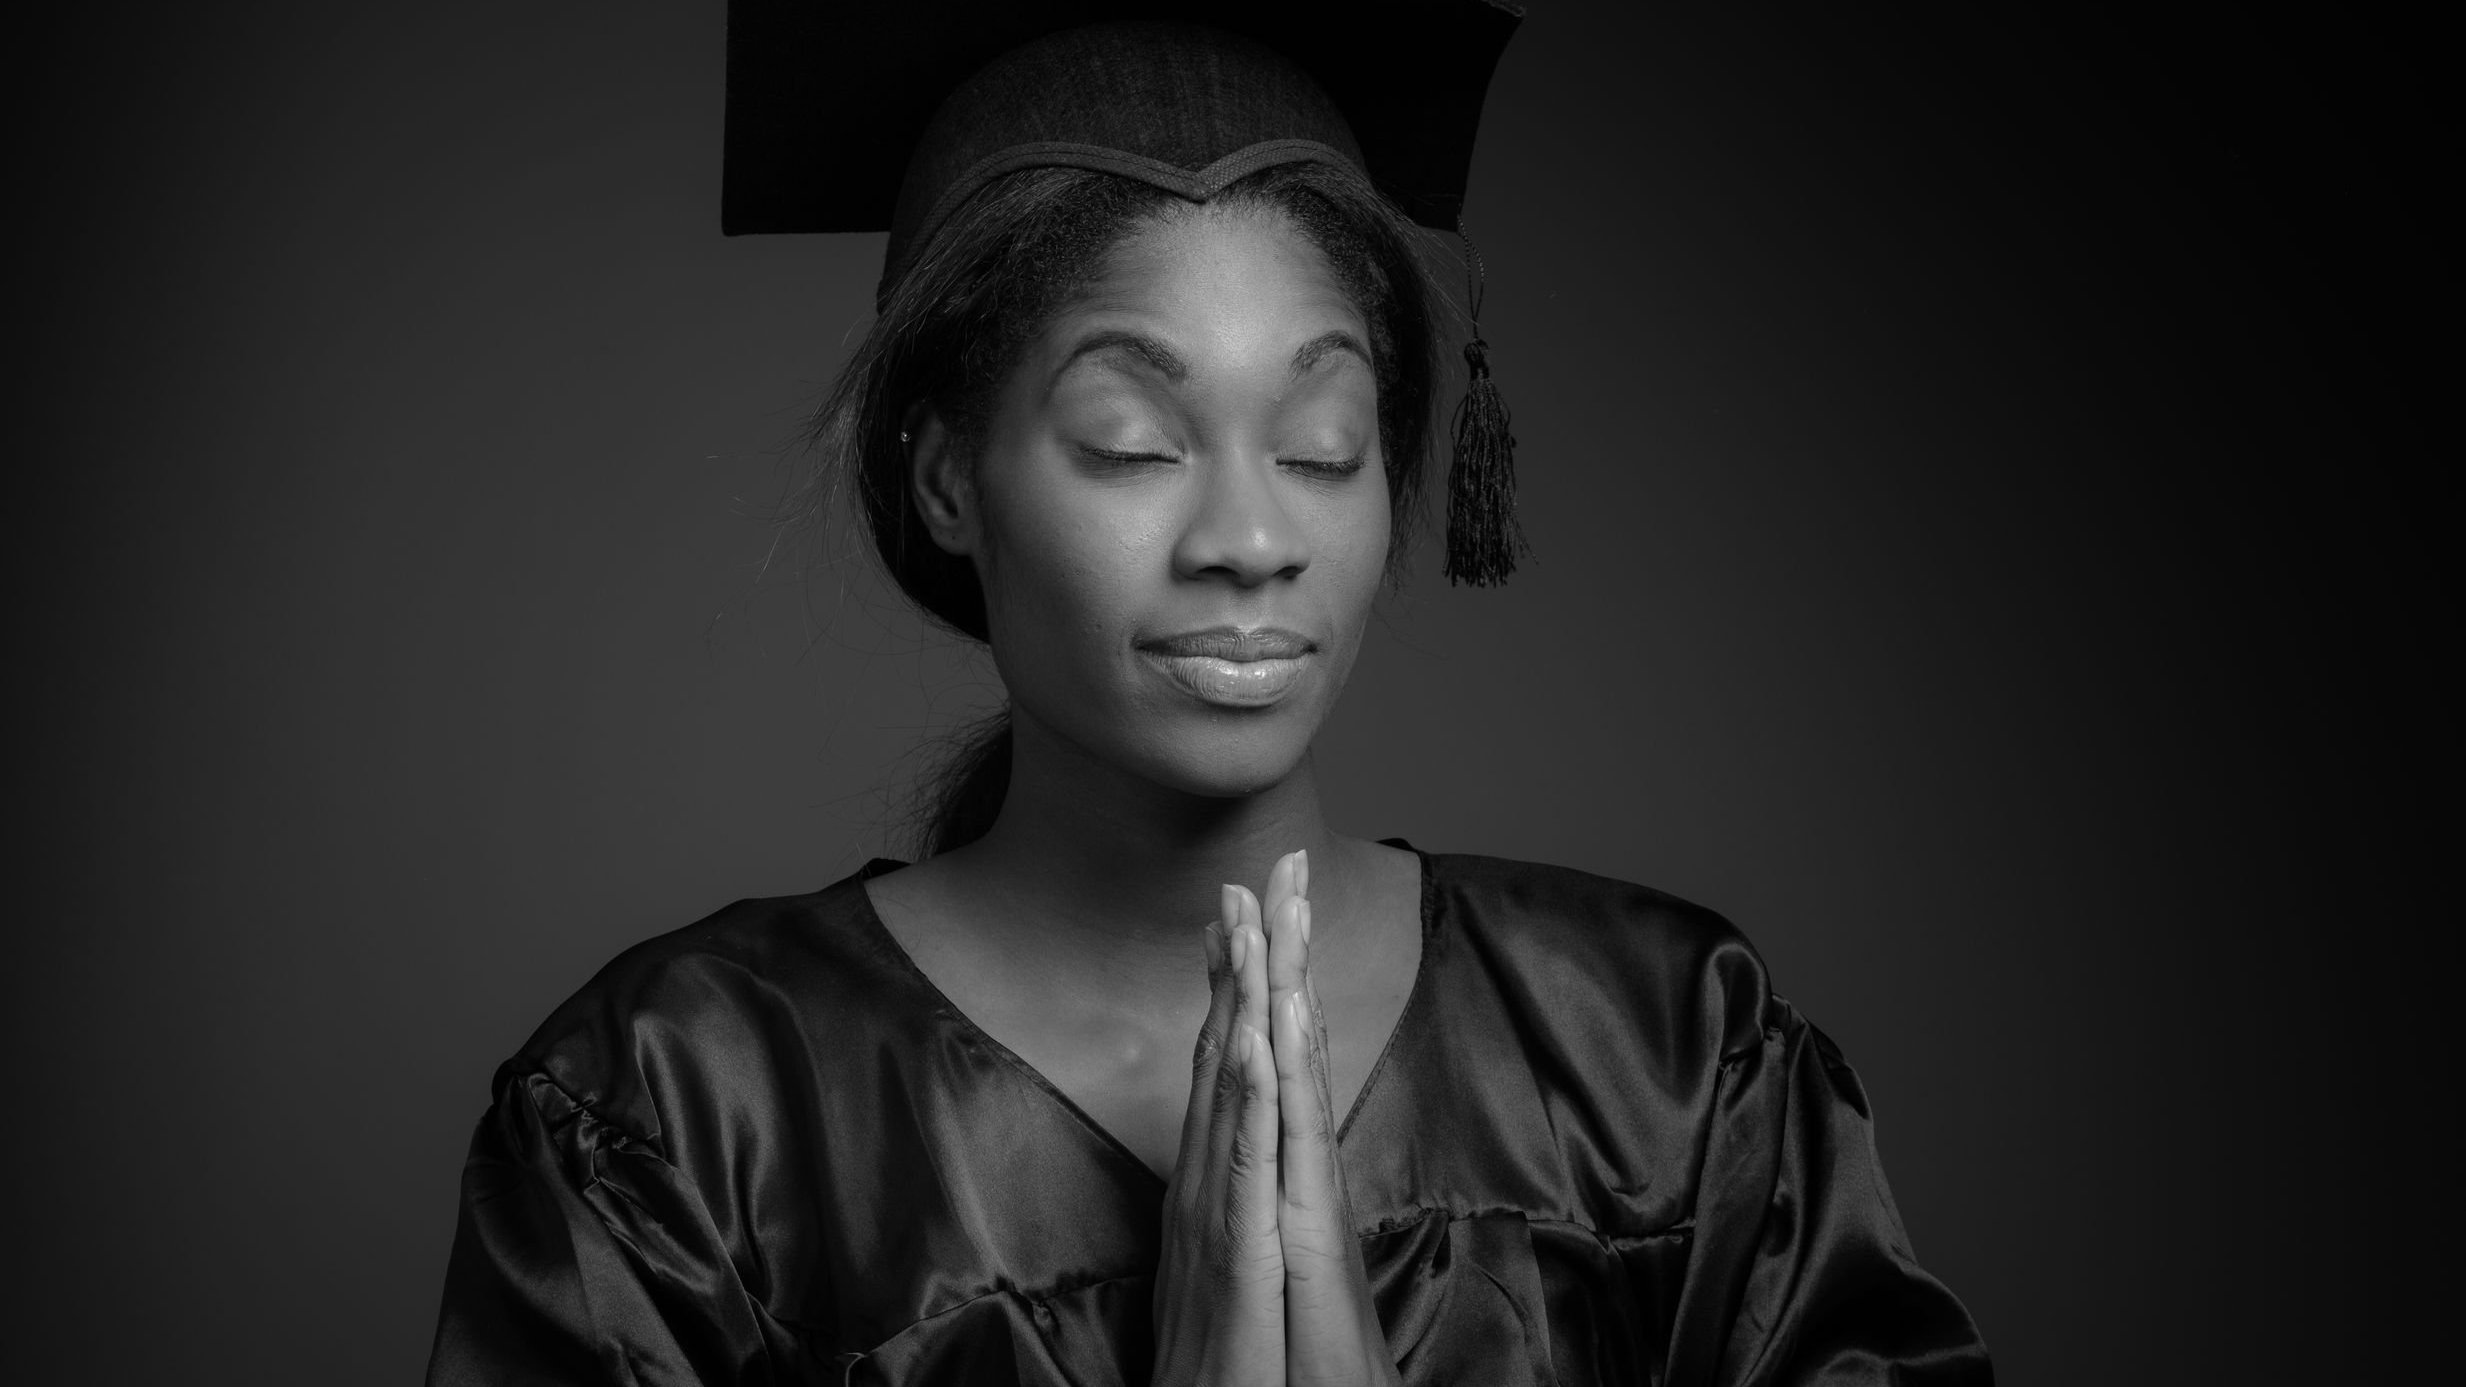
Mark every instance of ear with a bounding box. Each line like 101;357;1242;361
906;409;979;557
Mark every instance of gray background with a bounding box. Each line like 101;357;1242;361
10;1;2444;1381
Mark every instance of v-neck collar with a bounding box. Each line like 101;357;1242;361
846;841;1441;1194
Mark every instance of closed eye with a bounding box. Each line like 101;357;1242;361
1078;445;1180;468
1280;452;1368;480
1078;445;1365;479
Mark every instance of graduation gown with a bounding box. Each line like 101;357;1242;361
426;847;1991;1384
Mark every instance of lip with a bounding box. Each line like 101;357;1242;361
1138;627;1316;661
1136;626;1317;707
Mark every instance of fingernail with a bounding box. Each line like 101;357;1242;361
1299;898;1312;947
1230;927;1247;972
1295;849;1309;899
1235;1023;1256;1063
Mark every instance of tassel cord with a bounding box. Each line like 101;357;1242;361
1444;218;1527;587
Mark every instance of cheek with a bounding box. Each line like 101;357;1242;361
974;469;1156;657
1282;479;1392;703
1319;477;1394;611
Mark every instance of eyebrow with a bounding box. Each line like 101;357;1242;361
1057;331;1188;385
1053;328;1372;389
1288;330;1371;379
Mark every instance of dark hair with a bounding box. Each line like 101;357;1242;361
799;159;1448;856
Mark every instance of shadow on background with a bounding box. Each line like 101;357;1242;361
8;1;2445;1380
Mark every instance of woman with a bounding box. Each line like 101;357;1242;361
428;7;1990;1383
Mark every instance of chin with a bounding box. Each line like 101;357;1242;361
1120;715;1317;800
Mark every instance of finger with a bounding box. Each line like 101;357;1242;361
1294;898;1338;1137
1235;887;1270;1057
1266;877;1307;1023
1227;1018;1284;1274
1275;973;1351;1277
1194;884;1239;1082
1218;888;1273;1225
1273;974;1334;1175
1209;908;1255;1134
1175;886;1244;1186
1285;848;1315;1079
1187;915;1258;1241
1263;850;1296;943
1280;899;1350;1238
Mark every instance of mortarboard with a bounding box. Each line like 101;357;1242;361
722;0;1530;584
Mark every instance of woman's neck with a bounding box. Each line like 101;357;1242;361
947;707;1346;967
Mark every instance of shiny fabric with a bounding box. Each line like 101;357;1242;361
427;848;1991;1384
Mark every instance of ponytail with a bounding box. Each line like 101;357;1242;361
918;708;1013;857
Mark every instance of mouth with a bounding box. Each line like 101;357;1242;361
1135;626;1317;708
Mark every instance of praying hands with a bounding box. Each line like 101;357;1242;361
1149;851;1401;1387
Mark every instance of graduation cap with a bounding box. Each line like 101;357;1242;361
722;0;1530;585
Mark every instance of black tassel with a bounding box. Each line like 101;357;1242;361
1444;221;1527;586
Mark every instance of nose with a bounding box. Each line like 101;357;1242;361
1171;451;1310;587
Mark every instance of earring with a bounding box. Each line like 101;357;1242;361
900;429;912;445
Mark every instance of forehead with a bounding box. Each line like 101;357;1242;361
1053;203;1366;351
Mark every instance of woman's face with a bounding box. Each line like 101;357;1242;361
920;202;1390;799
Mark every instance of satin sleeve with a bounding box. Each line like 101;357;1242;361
1667;998;1991;1386
425;1063;776;1387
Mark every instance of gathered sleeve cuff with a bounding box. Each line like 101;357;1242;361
1667;997;1993;1386
425;1063;781;1387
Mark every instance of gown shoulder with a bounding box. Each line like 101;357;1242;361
501;863;901;1150
1417;848;1790;1063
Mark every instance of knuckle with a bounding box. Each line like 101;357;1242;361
1229;1124;1276;1172
1214;1050;1244;1103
